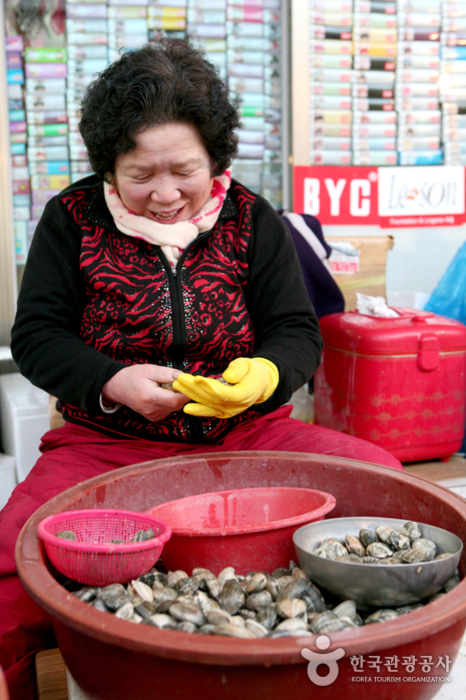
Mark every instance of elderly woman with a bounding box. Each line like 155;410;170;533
0;39;401;698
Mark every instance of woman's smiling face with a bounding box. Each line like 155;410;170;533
113;122;214;224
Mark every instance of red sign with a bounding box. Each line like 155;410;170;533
293;165;466;228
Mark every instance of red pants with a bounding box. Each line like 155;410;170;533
0;408;402;699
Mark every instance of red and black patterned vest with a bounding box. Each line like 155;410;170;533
57;180;263;442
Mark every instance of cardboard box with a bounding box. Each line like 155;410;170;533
325;235;395;311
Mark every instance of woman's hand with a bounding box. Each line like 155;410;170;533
101;364;191;422
172;358;279;419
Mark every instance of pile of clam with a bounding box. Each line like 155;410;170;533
70;556;460;638
314;521;453;564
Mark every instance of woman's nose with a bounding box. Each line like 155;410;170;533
150;178;181;204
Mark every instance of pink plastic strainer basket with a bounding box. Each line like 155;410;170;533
38;509;171;586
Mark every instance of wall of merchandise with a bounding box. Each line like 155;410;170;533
4;0;283;266
309;0;466;167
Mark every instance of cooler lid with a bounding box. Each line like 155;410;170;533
319;308;466;354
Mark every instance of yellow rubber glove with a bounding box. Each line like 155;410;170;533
172;357;279;419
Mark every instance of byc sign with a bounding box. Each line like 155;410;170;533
293;165;466;228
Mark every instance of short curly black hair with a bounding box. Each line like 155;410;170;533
79;39;240;180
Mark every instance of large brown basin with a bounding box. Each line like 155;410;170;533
16;451;466;700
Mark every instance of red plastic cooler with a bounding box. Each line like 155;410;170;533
314;308;466;463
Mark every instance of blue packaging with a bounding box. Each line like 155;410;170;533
440;46;466;60
9;110;26;122
7;69;24;84
13;194;31;206
398;149;443;165
9;99;24;110
10;143;26;155
28;160;71;175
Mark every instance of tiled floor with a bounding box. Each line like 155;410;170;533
404;453;466;499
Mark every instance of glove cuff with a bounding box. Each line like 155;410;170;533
254;357;279;403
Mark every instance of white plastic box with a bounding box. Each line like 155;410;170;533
0;453;16;509
0;373;50;482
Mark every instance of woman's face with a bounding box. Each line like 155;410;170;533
113;122;214;224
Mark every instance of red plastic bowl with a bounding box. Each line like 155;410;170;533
38;509;171;586
146;487;336;574
16;452;466;700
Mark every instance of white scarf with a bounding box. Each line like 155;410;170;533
104;170;231;267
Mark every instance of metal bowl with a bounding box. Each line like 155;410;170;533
293;516;463;607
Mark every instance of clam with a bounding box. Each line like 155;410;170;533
230;615;246;628
411;538;436;561
365;609;399;624
218;567;237;585
401;521;421;542
169;602;205;627
275;617;308;632
291;567;308;580
166;570;188;588
401;548;427;564
375;525;396;544
246;590;273;611
322;541;347;560
56;530;77;541
361;556;383;564
205;577;222;600
130;579;154;603
444;575;460;593
244;619;269;638
147;613;175;629
345;534;366;557
255;604;278;630
335;554;363;563
277;578;308;601
366;542;394;559
132;528;154;542
75;587;98;603
206;609;232;626
219;579;246;615
310;611;354;634
177;621;196;633
134;602;154;619
114;602;134;620
246;572;268;594
276;598;307;619
387;531;410;551
333;600;357;620
100;593;131;611
302;583;326;613
359;528;378;547
211;624;256;639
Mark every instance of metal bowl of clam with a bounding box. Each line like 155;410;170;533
293;516;463;607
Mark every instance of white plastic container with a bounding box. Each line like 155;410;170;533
0;453;16;510
0;373;50;482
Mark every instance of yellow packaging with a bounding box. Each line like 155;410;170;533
354;42;397;57
325;235;395;311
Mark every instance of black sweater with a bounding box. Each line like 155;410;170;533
11;176;323;443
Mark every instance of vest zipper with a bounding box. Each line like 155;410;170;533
161;235;212;442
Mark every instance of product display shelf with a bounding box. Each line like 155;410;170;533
307;0;450;165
